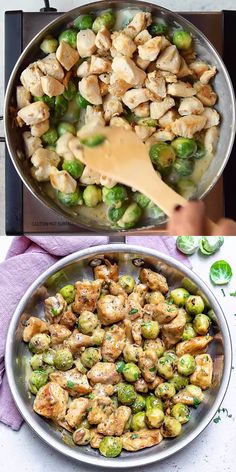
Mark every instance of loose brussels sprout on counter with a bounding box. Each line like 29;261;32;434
58;189;83;207
73;427;91;446
74;14;94;30
59;29;77;49
117;383;136;405
41;127;58;146
199;237;224;256
54;348;74;371
193;314;210;335
177;354;196;376
185;295;205;316
40;35;59;54
29;334;51;354
172;138;197;159
171;404;190;424
29;370;48;394
123;363;141;383
118;274;135;294
83;185;102;207
58;122;76;136
131;394;146;414
170;288;189;307
146;407;165;428
161;416;182;438
131;411;146;431
92;10;116;33
81;347;102;369
149;143;176;174
176;236;199;255
99;436;122;458
209;260;233;285
117;203;142;229
62;160;84;179
155;382;176;399
59;284;76;303
173;30;192;50
141;321;159;339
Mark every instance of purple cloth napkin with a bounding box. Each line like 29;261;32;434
0;235;190;431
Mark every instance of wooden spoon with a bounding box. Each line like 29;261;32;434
82;126;217;232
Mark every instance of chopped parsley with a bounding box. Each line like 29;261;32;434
106;335;112;341
221;289;226;297
129;308;138;315
193;398;200;408
230;291;236;297
149;367;156;372
134;373;139;380
116;361;126;373
213;416;221;424
51;307;59;316
88;394;94;399
131;434;138;439
87;407;92;412
66;380;74;388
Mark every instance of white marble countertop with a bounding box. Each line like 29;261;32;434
0;235;236;471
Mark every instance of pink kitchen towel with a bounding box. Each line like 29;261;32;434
0;235;190;430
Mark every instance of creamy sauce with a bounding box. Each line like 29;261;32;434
191;152;214;184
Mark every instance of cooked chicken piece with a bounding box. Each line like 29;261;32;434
156;45;181;74
189;61;209;79
16;85;31;110
56;418;74;433
158;109;178;127
147;376;163;390
23;131;42;158
145;291;165;305
177;57;192;79
157;70;178;83
88;396;114;425
160;36;171;50
65;398;89;428
56;132;75;161
90;430;103;448
31;119;49;138
112;56;146;86
87;362;121;385
76;60;90;78
140;268;168;293
150;97;175;120
92;383;114;397
153;301;178;324
124;12;152;39
31;148;60;182
204;126;219;154
65;330;94;354
37;53;64;81
20;63;44;97
122;88;150;110
89;55;112;74
41;76;65;97
122;429;163;451
134;378;149;393
99;73;110;84
44;292;66;322
77;29;96;57
98;294;128;326
100;175;117;188
161;308;186;348
99;81;109;97
134;125;156;141
134;29;152;45
194;82;217;106
33;382;68;420
190;354;213;389
56;41;79;71
103;93;123;121
136;56;151;71
146;129;175;145
133;102;150;118
80;166;101;185
145;71;166;99
178;97;204;116
202;107;220;129
95;27;112;51
123;342;143;362
98;406;131;436
131;319;142;345
18;101;49;126
50;369;92;396
171;114;207;139
112;31;137;57
50;168;77;194
167;81;196;98
131;284;148;306
84;105;105;127
127;293;144;320
79;75;102;105
138;36;162;61
139;348;158;382
73;280;102;314
173;384;204;405
23;316;49;342
48;324;71;345
109;78;132;98
101;325;126;362
200;66;217;84
176;335;213;357
94;260;119;281
60;309;77;329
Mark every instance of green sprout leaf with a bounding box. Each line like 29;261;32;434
210;260;233;285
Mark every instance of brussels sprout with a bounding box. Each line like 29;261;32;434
177;179;196;199
138;118;158;127
62;160;84;179
74;357;87;374
117;383;136;405
41;127;58;146
149;22;168;36
74;14;94;30
182;323;196;341
61;99;80;123
54;348;73;371
173;30;192;50
44;365;56;375
123;363;141;383
171;403;190;424
193;314;210;335
102;185;128;208
83;185;102;207
185;295;205;315
92;327;105;345
146;407;165;428
46;145;56;152
133;192;150;209
116;360;126;373
59;29;77;49
29;334;51;354
157;356;174;380
173;158;194;177
92;10;116;33
170;288;190;307
58;122;76;136
123;344;142;363
146;395;164;411
145;201;166;220
108;206;126;223
75;92;91;109
99;436;122;458
141;321;159;339
59;284;76;303
118;275;135;294
132;394;146;414
63;81;77;101
40;35;59;54
58;189;82;207
209;260;233;285
117;203;142;229
43;349;56;366
30;354;43;370
34;95;55;109
81;134;106;147
172;138;197;159
194;142;206;160
131;411;146;431
73;427;91;445
149;143;176;173
199;236;224;256
155;382;176;399
29;370;48;394
176;236;199;255
161;416;182;438
54;95;68;118
163;351;178;365
143;339;165;358
177;354;196;376
81;347;101;369
78;312;98;335
169;373;189;391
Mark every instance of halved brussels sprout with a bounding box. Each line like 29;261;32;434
74;14;94;30
131;411;146;431
123;362;141;383
99;436;122;458
149;143;176;173
29;370;48;394
119;275;135;294
172;138;197;159
62;160;84;179
54;348;73;371
58;189;83;207
59;29;77;49
173;30;192;50
117;203;142;229
177;354;196;376
40;35;58;54
117;383;136;405
59;284;76;303
83;185;102;207
92;10;116;33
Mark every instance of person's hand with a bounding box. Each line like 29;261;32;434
167;201;236;236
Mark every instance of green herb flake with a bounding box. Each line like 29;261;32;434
230;291;236;297
87;407;92;412
106;335;112;341
221;289;226;297
66;380;75;388
89;394;94;399
131;434;138;439
51;307;58;316
129;308;138;315
149;367;156;372
213;416;221;424
134;373;139;380
193;398;200;408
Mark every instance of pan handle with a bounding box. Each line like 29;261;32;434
108;236;126;244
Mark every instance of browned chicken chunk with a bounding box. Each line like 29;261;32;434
190;354;213;389
154;301;178;324
176;336;213;357
88;397;114;425
97;406;131;436
161;308;186;348
87;362;121;385
73;280;102;314
93;260;119;281
122;429;163;451
97;294;128;326
33;382;68;420
139;268;168;293
44;293;67;323
65;398;90;428
23;316;48;342
101;325;126;362
48;324;71;345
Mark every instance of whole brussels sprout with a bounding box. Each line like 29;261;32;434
43;349;56;366
177;354;196;376
164;351;178;365
146;395;164;411
169;373;189;391
132;394;146;414
149;22;168;36
118;275;135;294
75;92;91;109
141;321;159;339
58;122;76;136
117;383;136;405
54;348;73;371
145;291;164;305
41;127;58;146
185;295;205;316
54;95;68;118
29;370;48;394
173;30;192;50
117;203;142;229
176;236;198;255
170;288;189;307
193;314;210;335
182;323;196;341
161;416;182;438
133;192;151;209
146;407;165;428
155;382;176;399
172;138;197;159
131;411;146;431
149;143;176;174
173;158;194;177
78;312;98;335
143;339;165;358
63;81;77;101
92;10;116;33
81;347;102;369
92;327;105;345
108;206;126;223
157;356;174;380
83;185;102;207
177;179;196;199
102;185;128;208
74;14;94;30
73;427;91;445
62;160;84;180
59;284;76;303
61;98;80;123
29;334;51;354
99;436;122;458
58;189;82;207
194;142;206;160
116;360;126;373
30;354;43;370
123;344;142;363
81;134;106;147
123;363;141;383
171;403;190;424
40;35;58;54
59;29;77;49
